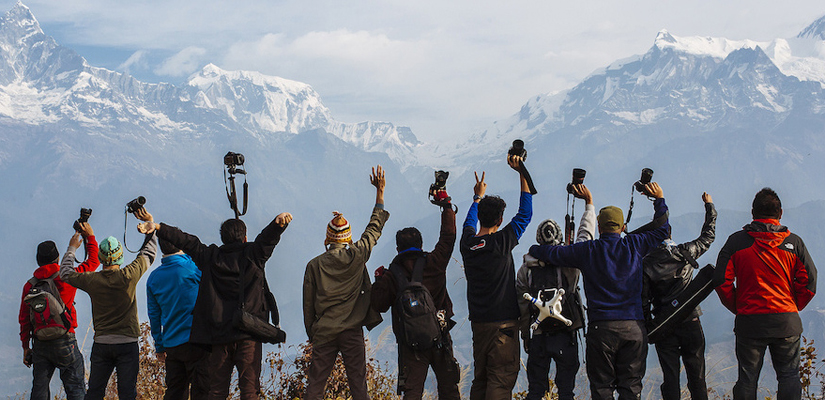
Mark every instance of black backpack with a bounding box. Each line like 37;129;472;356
527;263;585;333
389;257;442;351
24;273;70;341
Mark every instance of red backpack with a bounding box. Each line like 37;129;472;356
24;273;70;341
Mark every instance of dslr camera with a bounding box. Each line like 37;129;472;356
508;139;527;160
73;208;92;231
566;168;586;194
429;170;451;207
224;151;246;175
634;168;654;194
126;196;146;213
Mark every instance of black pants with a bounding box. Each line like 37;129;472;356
586;320;647;400
654;317;707;400
397;332;461;400
526;331;579;400
164;342;209;400
85;342;140;400
209;340;263;400
305;328;369;400
733;335;801;400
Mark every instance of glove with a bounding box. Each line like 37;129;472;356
374;266;386;278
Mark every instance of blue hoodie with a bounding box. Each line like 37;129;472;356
529;198;669;322
146;253;201;352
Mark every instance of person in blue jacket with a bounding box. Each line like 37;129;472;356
529;182;669;400
147;238;207;400
460;154;532;400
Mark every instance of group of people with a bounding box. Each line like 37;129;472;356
19;154;817;400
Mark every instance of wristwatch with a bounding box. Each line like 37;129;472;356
473;194;482;201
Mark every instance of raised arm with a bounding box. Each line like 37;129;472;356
572;184;596;243
122;232;157;281
430;206;457;270
678;193;716;260
59;233;88;288
136;208;211;268
73;222;100;273
249;213;291;265
506;155;533;239
462;171;485;239
351;166;390;257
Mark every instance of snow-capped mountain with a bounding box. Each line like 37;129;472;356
0;2;420;168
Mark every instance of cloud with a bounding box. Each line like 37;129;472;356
117;49;148;74
154;46;207;77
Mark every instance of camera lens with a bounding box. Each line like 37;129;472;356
572;168;586;185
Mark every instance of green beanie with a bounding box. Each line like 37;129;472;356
99;236;124;266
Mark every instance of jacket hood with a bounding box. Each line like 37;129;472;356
160;253;194;268
33;263;59;280
744;219;790;248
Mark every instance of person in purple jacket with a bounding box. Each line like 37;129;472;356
460;154;532;400
529;182;669;400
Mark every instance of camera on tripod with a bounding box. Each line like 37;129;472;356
73;208;92;231
224;151;248;219
429;170;451;207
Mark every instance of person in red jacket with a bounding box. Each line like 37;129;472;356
713;188;817;400
19;222;100;400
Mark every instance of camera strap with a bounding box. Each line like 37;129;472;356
518;161;538;195
626;186;636;225
225;169;249;219
122;210;140;254
565;193;575;245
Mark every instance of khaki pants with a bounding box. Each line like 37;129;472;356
470;320;520;400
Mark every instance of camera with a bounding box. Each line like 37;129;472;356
429;170;451;206
634;168;654;194
224;151;244;167
73;208;92;231
566;168;586;194
508;139;527;161
126;196;146;214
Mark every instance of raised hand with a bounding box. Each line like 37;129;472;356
507;154;522;171
571;184;593;205
644;182;664;199
275;212;293;228
702;192;712;204
473;171;487;200
69;232;82;249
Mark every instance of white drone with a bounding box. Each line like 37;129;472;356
523;288;572;331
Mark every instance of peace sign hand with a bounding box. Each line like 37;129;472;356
474;171;487;200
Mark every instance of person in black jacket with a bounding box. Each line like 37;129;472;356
370;192;460;400
642;192;716;400
137;209;292;400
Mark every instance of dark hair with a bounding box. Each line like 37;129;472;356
752;187;782;219
478;196;506;228
220;218;247;245
396;227;423;251
159;238;181;255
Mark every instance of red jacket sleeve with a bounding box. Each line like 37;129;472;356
75;235;100;273
19;282;32;349
793;242;817;310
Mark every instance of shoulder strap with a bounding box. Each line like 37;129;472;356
556;266;563;289
389;262;410;290
676;248;699;268
237;260;246;310
411;256;426;283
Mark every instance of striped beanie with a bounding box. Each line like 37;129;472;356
536;219;563;246
325;211;352;245
99;236;124;266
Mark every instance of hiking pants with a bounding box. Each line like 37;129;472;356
164;342;209;400
526;331;579;400
398;332;461;400
654;317;707;400
305;328;369;400
469;320;520;400
86;341;140;400
586;320;647;400
208;339;263;400
31;333;85;400
733;335;801;400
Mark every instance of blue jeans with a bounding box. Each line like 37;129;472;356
733;335;801;400
85;342;139;400
31;333;86;400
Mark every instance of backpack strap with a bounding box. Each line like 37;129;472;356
390;255;427;289
410;256;426;284
678;248;700;268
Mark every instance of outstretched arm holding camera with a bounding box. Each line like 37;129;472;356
507;154;533;239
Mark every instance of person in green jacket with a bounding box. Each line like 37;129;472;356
60;208;157;400
303;165;389;400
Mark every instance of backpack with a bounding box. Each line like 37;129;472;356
527;262;585;333
389;257;442;351
24;273;70;341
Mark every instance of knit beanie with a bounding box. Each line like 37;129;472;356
598;206;624;231
325;211;352;245
536;219;563;246
36;241;59;266
99;236;124;266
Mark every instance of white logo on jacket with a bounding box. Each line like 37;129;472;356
785;243;794;250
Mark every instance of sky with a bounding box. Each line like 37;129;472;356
8;0;825;142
